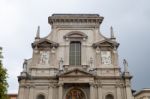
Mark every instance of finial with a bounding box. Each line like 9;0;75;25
35;26;40;39
123;59;128;72
110;26;116;39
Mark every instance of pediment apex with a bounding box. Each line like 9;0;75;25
58;69;94;77
93;39;119;48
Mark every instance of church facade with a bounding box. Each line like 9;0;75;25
17;14;134;99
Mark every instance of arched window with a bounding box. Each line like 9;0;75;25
69;41;81;65
37;94;45;99
106;94;113;99
66;88;85;99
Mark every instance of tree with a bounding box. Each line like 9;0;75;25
0;47;8;99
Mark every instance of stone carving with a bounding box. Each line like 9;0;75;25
101;51;111;65
23;59;27;72
51;47;56;53
40;51;49;64
96;47;100;54
90;57;94;69
59;58;64;71
123;59;128;72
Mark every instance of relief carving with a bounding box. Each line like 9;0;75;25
39;51;50;64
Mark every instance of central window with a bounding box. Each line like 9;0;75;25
69;41;81;65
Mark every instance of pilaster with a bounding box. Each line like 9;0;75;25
29;85;35;99
113;47;118;66
96;47;101;67
97;83;102;99
90;83;96;99
58;83;63;99
48;85;53;99
125;80;133;99
116;83;122;99
18;85;25;99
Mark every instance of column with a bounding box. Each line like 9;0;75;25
29;85;34;99
82;42;87;65
96;47;101;67
90;83;95;99
113;47;118;66
116;85;121;99
25;86;30;99
97;84;102;99
126;87;133;99
58;83;63;99
125;80;133;99
18;86;25;99
48;85;53;99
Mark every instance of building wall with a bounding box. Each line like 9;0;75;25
17;14;133;99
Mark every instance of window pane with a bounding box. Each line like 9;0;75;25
70;42;81;65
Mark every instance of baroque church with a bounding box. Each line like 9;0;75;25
17;14;134;99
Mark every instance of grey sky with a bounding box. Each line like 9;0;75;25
0;0;150;93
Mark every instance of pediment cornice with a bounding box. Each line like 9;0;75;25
32;38;59;49
92;39;119;48
57;68;95;77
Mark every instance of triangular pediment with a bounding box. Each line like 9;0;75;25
32;38;59;49
58;69;94;77
93;39;119;48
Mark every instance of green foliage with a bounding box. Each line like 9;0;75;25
0;61;8;99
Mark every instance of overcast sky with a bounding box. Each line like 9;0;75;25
0;0;150;93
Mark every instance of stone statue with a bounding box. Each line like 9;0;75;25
23;59;27;72
123;59;128;72
89;57;94;71
59;58;64;71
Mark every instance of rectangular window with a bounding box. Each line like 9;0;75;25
69;42;81;65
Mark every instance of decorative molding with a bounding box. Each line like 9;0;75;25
92;39;119;49
32;38;59;50
48;14;104;24
63;31;88;41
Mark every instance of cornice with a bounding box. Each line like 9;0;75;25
48;14;104;28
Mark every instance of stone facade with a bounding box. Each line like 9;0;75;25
17;14;134;99
134;89;150;99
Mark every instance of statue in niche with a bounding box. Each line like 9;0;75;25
89;57;94;70
40;51;49;64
